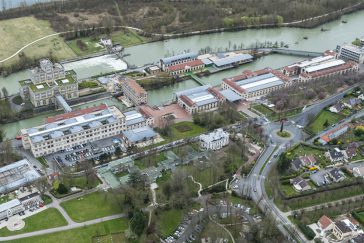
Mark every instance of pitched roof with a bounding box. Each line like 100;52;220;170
167;59;204;72
123;78;147;95
318;215;333;229
46;104;108;123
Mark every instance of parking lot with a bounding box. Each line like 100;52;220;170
46;136;126;167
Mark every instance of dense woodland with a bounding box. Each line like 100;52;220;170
0;0;363;35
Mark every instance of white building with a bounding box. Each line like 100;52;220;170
353;166;364;178
200;128;229;150
21;104;126;157
124;109;154;130
0;199;23;221
160;52;198;71
336;43;364;64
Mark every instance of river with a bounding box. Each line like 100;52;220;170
0;0;51;10
1;10;364;138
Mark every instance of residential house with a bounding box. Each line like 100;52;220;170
325;148;347;162
346;148;357;160
348;142;360;150
317;215;334;231
358;93;364;101
350;233;364;243
353;166;364;178
344;98;361;109
290;177;311;192
329;103;344;113
333;219;360;241
319;125;349;145
327;168;346;182
291;155;316;171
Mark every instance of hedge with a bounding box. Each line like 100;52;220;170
298;223;315;240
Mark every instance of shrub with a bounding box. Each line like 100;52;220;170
298;223;315;240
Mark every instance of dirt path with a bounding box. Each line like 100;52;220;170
188;175;202;197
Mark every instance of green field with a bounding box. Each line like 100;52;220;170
0;208;67;236
285;144;328;167
251;104;302;121
4;218;128;243
60;192;123;222
170;121;207;140
0;16;76;65
306;110;345;134
156;209;184;238
62;175;100;190
134;152;167;169
67;30;147;56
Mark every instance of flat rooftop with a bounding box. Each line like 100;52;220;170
236;73;284;93
123;126;157;143
54;75;77;86
124;110;146;126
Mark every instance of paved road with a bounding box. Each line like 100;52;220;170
0;213;125;241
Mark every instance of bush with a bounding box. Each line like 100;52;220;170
298;223;315;240
57;183;69;194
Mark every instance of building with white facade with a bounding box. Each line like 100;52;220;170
336;43;364;64
21;104;126;157
200;128;229;150
164;59;205;76
175;85;225;114
221;68;290;100
19;60;78;108
122;126;158;147
0;199;23;221
121;77;148;105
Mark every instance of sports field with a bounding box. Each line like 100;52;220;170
0;16;76;65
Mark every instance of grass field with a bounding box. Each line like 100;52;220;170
134;152;167;169
92;232;126;243
0;208;67;236
0;16;76;65
306;110;345;134
170;121;207;140
62;175;100;189
60;192;123;222
156;208;184;238
251;104;302;121
5;218;128;243
285;144;328;167
67;29;147;56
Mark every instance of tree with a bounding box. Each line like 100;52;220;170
323;119;329;128
2;87;8;98
0;128;4;142
277;153;291;173
115;146;122;158
57;183;68;194
130;210;147;236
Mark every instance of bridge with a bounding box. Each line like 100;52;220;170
189;74;205;86
55;95;72;113
269;48;322;57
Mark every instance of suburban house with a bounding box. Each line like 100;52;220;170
317;215;334;231
199;128;229;151
345;148;357;159
327;168;346;183
325;148;347;162
344;98;361;109
318;124;349;145
353;166;364;178
290;177;311;192
291;155;316;171
332;219;360;241
329;102;344;113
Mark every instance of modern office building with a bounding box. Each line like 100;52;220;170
160;52;198;71
19;59;78;108
21;104;126;157
174;85;226;114
0;199;23;221
221;68;290;100
336;43;364;64
200;128;229;150
121;77;148;105
123;109;154;130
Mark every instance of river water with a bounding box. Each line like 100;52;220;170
1;10;364;138
0;0;51;10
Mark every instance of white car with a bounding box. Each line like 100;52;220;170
232;185;239;189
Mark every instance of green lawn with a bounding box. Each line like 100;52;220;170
110;30;147;47
66;37;104;56
156;209;184;238
62;175;100;190
306;110;345;134
60;192;123;222
0;208;67;236
169;121;207;141
280;184;299;197
4;218;128;243
285;144;329;167
251;104;302;121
